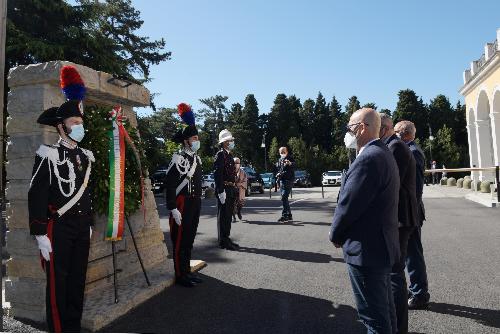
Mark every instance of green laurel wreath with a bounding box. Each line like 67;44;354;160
80;105;147;216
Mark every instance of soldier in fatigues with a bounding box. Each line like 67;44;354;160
164;103;203;287
28;65;94;333
214;129;239;250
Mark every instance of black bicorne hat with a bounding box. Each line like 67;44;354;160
37;100;84;126
172;124;198;143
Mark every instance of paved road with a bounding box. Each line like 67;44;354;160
53;186;500;333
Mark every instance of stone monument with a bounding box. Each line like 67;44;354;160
5;61;174;330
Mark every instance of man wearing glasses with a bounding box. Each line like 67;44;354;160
330;108;400;334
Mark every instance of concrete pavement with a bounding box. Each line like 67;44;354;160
104;186;500;333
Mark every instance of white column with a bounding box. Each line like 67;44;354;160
466;124;479;181
490;111;500;166
475;119;494;181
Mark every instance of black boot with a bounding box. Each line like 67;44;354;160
187;272;203;284
176;276;196;287
237;209;242;220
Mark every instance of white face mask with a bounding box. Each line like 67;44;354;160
280;154;286;159
344;132;357;149
228;142;235;150
190;140;200;152
68;124;85;142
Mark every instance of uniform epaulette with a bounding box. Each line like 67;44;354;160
36;145;59;162
80;148;95;162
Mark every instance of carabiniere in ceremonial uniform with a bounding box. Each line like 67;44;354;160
29;65;94;333
164;103;203;287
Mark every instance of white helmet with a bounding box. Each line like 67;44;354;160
218;129;234;144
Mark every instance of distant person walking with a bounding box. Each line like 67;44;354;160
395;120;431;309
233;157;248;222
330;108;400;334
276;147;295;222
431;160;437;184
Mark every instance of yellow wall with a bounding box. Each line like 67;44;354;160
463;61;500;118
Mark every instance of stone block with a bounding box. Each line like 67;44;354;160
447;177;457;187
6;200;29;230
8;61;99;92
5;277;45;306
98;71;128;100
480;181;491;193
463;178;472;189
127;84;150;107
6;256;45;279
440;177;448;186
5;179;30;202
8;302;46;324
457;178;464;188
6;229;39;257
6;157;38;181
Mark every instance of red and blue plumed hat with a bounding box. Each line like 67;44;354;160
38;65;86;126
172;103;198;143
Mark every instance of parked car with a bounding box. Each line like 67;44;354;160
261;172;276;189
241;166;265;195
322;170;342;186
150;169;167;194
294;170;312;187
202;173;216;189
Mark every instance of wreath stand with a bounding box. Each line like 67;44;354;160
111;215;151;304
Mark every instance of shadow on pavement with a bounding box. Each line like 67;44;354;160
428;302;500;329
163;232;234;264
103;274;363;334
237;246;344;264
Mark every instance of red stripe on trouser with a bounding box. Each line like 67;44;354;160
47;219;62;333
170;195;185;277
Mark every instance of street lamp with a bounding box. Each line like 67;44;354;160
261;132;267;171
428;125;434;166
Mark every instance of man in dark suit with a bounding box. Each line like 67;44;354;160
380;114;418;334
330;108;400;334
395;120;430;310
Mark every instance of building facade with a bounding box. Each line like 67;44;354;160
460;28;500;183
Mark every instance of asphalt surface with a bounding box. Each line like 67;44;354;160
102;186;500;334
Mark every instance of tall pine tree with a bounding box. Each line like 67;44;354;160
393;89;429;141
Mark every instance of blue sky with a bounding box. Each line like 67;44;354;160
133;0;500;116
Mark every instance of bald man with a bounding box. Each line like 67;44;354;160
380;114;418;334
330;108;400;334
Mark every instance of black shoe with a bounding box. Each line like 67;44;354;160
237;210;242;220
176;276;196;287
286;215;293;221
232;215;237;223
187;273;203;284
229;239;240;248
408;295;429;310
278;216;287;222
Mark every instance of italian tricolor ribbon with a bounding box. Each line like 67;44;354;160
106;105;145;241
106;106;126;240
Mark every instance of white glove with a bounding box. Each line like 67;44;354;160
36;235;52;261
218;190;226;205
89;227;93;239
171;208;182;226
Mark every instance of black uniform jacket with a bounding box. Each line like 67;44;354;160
28;144;94;235
164;150;203;211
384;134;418;228
213;149;236;195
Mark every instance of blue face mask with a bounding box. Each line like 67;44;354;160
190;140;200;152
228;141;235;150
68;124;85;142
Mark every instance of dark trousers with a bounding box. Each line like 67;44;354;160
45;216;90;333
406;225;429;301
391;226;414;334
348;264;396;334
280;180;292;217
169;195;201;278
217;186;236;245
